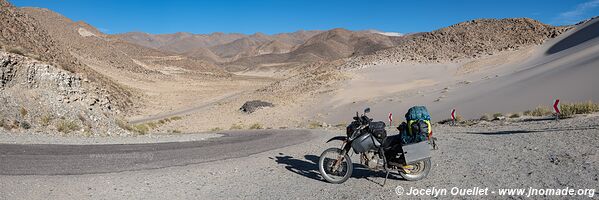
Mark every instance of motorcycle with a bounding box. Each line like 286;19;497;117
318;108;433;185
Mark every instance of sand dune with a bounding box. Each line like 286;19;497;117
323;18;599;122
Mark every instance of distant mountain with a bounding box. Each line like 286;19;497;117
226;28;400;71
113;30;322;62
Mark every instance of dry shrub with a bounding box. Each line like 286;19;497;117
524;106;552;117
57;120;79;134
230;123;243;130
560;101;599;118
249;123;263;129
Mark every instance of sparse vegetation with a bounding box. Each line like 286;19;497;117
493;113;504;119
57;120;79;134
210;127;223;132
40;115;52;126
146;121;158;129
334;123;347;129
249;123;263;129
1;119;18;130
524;106;552;117
480;113;491;121
170;116;182;121
0;118;5;130
509;113;521;118
230;123;244;130
559;101;599;118
8;46;25;56
116;118;134;132
454;114;464;122
308;121;321;129
132;124;149;135
116;119;147;134
117;116;185;135
19;107;28;117
20;121;31;129
169;129;182;134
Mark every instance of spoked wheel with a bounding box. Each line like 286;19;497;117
399;158;431;181
318;148;353;184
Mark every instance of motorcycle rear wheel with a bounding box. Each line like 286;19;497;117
318;148;353;184
399;158;431;181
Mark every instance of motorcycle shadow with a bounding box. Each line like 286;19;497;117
272;153;404;184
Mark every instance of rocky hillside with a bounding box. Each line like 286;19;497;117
0;51;126;135
0;0;135;113
21;7;227;76
343;18;571;69
0;0;78;72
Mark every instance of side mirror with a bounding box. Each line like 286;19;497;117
364;107;370;113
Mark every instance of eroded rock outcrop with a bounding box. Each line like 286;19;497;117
0;51;125;135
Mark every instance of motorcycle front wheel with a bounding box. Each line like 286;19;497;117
318;148;353;184
399;158;431;181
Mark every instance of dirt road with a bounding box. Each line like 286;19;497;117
0;115;597;199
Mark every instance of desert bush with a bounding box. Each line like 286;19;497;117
170;116;182;121
249;123;263;129
437;118;453;124
454;114;464;122
210;127;223;132
308;121;321;129
509;113;521;118
525;106;552;117
230;123;243;130
1;119;18;130
146;122;158;129
169;129;182;134
116;118;134;132
20;121;31;129
19;107;28;117
560;101;599;118
334;123;347;128
132;124;149;135
8;46;26;56
479;113;491;121
40;115;52;126
492;113;504;119
57;120;79;134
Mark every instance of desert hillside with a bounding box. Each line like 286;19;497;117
343;18;571;69
3;0;598;135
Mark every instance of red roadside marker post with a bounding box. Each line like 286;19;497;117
553;99;561;120
451;108;456;126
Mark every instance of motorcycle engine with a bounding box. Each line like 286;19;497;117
361;151;383;170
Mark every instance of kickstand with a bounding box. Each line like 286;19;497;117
382;170;390;187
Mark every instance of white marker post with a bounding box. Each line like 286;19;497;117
388;112;393;127
451;108;456;126
553;99;561;120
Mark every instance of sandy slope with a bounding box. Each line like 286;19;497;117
321;18;599;123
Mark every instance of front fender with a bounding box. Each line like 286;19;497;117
326;136;348;143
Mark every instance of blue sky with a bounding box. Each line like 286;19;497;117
9;0;599;35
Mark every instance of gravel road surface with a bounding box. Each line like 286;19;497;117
0;116;598;199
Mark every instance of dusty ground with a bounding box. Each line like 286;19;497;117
1;114;597;199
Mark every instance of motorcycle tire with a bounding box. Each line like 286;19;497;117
318;148;353;184
399;158;431;181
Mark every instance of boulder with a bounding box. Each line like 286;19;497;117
240;100;274;113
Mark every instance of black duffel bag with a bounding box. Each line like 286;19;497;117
368;121;387;139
